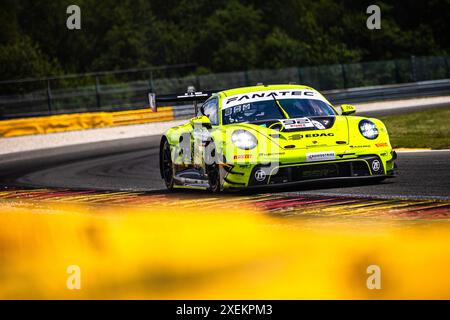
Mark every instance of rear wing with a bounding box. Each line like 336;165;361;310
148;87;215;114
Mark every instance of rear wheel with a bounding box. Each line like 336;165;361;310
161;140;175;190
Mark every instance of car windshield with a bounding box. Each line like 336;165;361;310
222;98;336;125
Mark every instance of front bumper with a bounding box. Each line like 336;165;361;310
241;174;394;190
222;152;396;189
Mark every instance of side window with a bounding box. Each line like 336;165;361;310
201;98;219;125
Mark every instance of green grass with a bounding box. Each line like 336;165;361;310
378;107;450;149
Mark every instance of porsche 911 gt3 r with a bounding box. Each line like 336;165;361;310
158;84;396;192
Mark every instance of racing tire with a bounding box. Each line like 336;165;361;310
205;142;222;193
161;139;175;191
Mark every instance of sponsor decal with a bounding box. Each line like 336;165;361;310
305;133;334;138
288;132;334;140
375;142;388;147
306;151;336;162
371;159;381;172
350;145;370;148
281;117;315;130
233;154;253;160
302;168;337;178
223;90;328;108
258;152;285;157
254;169;267;182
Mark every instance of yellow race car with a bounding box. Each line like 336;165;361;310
159;84;396;192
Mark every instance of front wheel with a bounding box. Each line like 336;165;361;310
161;139;175;191
205;142;222;193
207;162;221;193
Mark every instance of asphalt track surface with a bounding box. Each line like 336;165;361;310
1;135;449;200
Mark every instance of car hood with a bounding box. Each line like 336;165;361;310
227;116;349;150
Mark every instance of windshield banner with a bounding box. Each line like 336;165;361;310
222;90;329;108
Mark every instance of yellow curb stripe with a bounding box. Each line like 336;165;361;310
0;106;174;138
58;192;137;203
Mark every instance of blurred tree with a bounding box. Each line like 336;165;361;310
0;36;61;82
197;0;264;71
0;0;20;44
0;0;448;79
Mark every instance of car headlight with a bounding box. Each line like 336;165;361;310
359;120;379;139
231;130;257;150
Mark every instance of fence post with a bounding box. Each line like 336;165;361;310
46;80;53;114
244;70;250;86
444;56;450;78
394;59;401;83
297;68;303;84
95;76;101;110
195;75;200;91
148;71;154;92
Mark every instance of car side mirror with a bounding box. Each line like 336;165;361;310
340;104;356;115
190;115;212;129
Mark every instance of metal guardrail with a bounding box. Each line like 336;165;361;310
1;54;449;120
1;78;448;121
324;79;450;104
0;63;197;120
